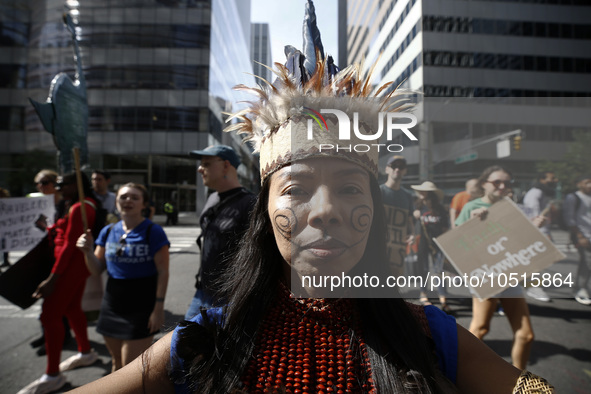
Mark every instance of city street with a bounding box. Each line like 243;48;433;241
0;217;590;393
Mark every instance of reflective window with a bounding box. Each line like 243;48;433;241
423;15;591;40
87;106;207;132
0;65;27;88
0;22;29;47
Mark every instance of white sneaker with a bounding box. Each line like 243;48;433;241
17;374;66;394
59;349;99;371
526;287;550;302
575;288;591;306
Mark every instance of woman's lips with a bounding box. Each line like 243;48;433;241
301;238;348;258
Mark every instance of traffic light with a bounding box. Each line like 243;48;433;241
513;135;522;151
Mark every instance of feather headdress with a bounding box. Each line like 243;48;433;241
224;0;412;182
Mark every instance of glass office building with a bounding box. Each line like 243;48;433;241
0;0;255;212
340;0;591;193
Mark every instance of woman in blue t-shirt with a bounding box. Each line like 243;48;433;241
77;183;170;372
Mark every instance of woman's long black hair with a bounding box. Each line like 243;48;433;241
173;176;456;393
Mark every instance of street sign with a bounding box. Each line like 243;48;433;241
497;139;510;158
455;151;478;164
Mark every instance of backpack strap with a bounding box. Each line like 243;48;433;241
196;188;248;249
569;192;585;245
574;192;582;213
104;223;115;239
146;222;154;244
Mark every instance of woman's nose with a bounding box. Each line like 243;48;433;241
307;187;341;228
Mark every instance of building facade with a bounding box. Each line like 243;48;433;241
0;0;255;212
341;0;591;195
250;23;272;82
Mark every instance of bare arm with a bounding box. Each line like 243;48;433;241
456;324;521;394
148;245;170;333
76;229;106;276
70;331;175;393
449;209;457;229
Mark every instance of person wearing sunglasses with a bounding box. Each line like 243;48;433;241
28;169;62;207
76;183;170;374
455;165;547;371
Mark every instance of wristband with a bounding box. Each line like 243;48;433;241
155;297;165;303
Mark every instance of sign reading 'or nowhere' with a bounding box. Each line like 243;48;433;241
434;197;566;300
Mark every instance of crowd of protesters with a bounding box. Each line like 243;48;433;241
2;148;585;393
0;169;171;394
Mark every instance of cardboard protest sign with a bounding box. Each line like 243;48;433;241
0;195;55;252
383;205;409;277
434;197;566;299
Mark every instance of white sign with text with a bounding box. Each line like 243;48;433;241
0;195;55;252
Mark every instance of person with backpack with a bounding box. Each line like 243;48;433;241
521;172;559;303
185;145;256;318
76;183;170;372
18;172;100;394
563;174;591;305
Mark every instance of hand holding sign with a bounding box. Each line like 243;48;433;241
434;197;566;300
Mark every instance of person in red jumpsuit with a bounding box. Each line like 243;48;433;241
18;172;100;394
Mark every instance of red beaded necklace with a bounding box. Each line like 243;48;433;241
240;285;376;393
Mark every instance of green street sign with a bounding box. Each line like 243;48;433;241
455;152;478;164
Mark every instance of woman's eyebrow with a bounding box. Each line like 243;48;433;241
333;168;367;178
276;170;313;182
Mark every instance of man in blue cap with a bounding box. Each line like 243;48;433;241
186;145;256;318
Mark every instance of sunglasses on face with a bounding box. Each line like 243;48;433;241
37;180;52;186
486;179;514;188
389;162;407;170
115;234;127;257
56;181;73;188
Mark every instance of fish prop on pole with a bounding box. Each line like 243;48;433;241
29;13;89;174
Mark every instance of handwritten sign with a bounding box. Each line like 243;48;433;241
434;197;566;299
383;205;409;277
0;195;55;252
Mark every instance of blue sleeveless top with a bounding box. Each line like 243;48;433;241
170;305;458;393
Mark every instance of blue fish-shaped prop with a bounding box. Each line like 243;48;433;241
29;13;88;174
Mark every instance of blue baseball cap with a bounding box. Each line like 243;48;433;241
189;145;241;168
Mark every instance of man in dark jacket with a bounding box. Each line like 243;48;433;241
185;145;256;319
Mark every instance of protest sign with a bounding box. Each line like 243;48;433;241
434;197;566;299
0;195;55;252
384;205;409;277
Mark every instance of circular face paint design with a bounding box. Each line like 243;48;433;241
268;158;373;280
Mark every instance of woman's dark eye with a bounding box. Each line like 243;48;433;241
341;185;362;194
285;186;306;196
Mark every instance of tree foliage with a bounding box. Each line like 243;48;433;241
536;131;591;194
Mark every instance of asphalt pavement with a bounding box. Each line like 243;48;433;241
0;217;589;393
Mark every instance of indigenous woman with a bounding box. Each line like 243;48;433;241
71;63;552;394
411;181;451;313
77;183;170;372
69;2;553;392
18;172;99;394
455;166;545;371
